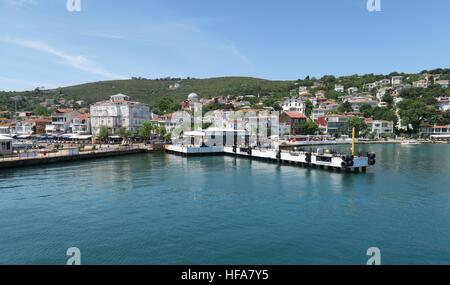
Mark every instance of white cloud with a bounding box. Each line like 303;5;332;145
2;37;126;80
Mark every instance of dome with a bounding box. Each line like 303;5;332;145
187;93;199;101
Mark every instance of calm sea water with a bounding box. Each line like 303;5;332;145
0;144;449;265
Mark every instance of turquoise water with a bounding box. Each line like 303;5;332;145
0;144;449;264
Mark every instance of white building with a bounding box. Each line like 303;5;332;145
347;87;359;94
0;135;13;155
376;87;391;100
435;80;449;88
412;79;429;88
334;84;345;93
90;94;150;135
0;125;10;135
378;79;391;86
48;109;81;134
312;108;326;121
70;113;91;134
363;83;377;91
436;97;450;111
298;86;308;93
281;98;306;113
392;76;403;86
342;96;379;112
371;120;394;137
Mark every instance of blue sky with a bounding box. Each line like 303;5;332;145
1;0;450;91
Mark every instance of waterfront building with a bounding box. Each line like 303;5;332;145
419;125;450;140
14;118;51;136
371;120;394;137
325;115;353;136
281;98;306;113
90;94;150;135
279;112;307;135
70;113;91;134
48;109;81;134
0;124;10;135
0;115;11;135
0;135;13;155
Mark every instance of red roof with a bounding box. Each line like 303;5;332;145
284;112;307;119
24;118;52;124
316;117;327;126
431;125;450;129
74;114;90;120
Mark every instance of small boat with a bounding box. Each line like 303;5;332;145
401;140;421;145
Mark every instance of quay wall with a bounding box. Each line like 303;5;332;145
0;149;146;169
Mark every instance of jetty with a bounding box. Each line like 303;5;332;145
165;128;376;173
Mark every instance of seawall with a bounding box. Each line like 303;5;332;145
0;149;147;169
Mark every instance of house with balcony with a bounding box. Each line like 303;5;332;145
70;113;91;134
48;109;81;134
420;125;450;140
371;120;394;137
312;108;326;121
325;115;354;137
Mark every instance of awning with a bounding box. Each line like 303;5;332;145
184;131;206;137
17;135;31;139
72;135;92;140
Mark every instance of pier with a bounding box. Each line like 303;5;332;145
165;127;375;173
165;145;374;173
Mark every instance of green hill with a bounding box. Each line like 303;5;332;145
0;77;297;112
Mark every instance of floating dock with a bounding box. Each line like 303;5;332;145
165;145;375;173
